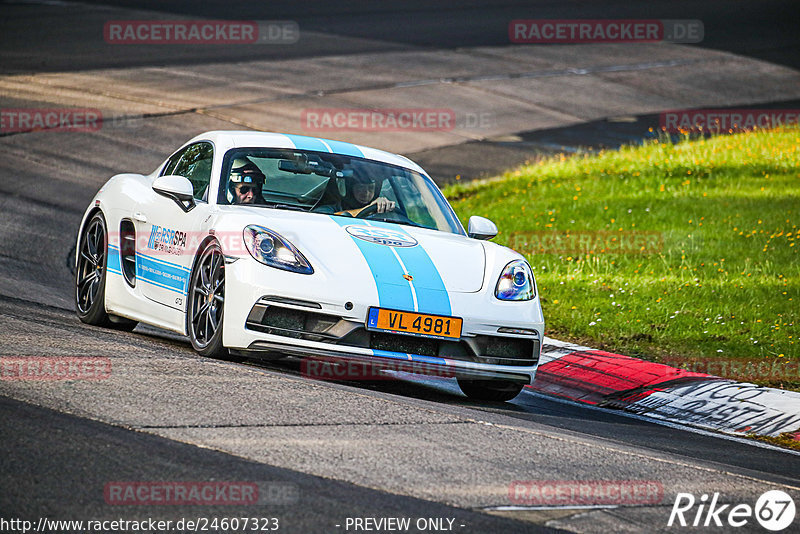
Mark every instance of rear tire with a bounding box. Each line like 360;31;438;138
75;213;141;331
75;213;111;326
187;240;228;358
457;377;525;402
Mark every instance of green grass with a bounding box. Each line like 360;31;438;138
444;128;800;389
756;431;800;452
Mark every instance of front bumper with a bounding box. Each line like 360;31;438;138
246;338;535;383
221;258;543;383
239;297;540;383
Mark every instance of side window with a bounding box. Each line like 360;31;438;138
164;142;214;201
161;149;184;177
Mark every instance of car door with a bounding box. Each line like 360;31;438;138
135;141;215;310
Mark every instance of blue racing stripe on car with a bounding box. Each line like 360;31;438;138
283;134;365;158
135;253;190;294
395;246;450;315
367;220;451;316
372;349;448;367
408;353;448;366
324;139;364;158
372;349;410;361
106;244;122;274
330;217;415;311
283;134;330;153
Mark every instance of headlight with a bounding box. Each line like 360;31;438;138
243;225;313;275
495;260;535;301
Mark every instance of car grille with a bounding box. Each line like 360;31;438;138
369;331;440;357
473;336;539;367
247;305;340;341
245;302;539;366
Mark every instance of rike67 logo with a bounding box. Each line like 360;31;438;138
669;490;796;531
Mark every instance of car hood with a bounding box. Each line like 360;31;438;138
219;207;486;294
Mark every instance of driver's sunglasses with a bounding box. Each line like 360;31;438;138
236;185;258;194
354;182;376;191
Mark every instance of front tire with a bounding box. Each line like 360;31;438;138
187;240;228;358
457;377;525;402
75;213;111;326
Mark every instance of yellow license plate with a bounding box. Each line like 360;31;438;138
366;307;462;340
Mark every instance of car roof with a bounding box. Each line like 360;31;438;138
187;131;426;174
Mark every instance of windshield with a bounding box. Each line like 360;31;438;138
218;148;465;235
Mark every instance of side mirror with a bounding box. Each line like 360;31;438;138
153;175;195;212
467;215;498;240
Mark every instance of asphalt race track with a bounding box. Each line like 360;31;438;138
1;2;799;533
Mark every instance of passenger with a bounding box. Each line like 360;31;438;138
227;158;266;204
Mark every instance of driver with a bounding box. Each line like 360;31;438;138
227;158;266;204
336;174;395;217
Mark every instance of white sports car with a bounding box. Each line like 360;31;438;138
75;131;544;401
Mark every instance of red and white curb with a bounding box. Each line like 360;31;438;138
530;338;800;441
